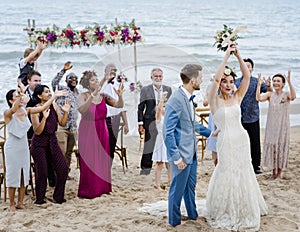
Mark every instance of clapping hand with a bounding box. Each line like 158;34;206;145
43;108;50;119
257;73;263;85
162;91;168;102
114;82;124;97
286;70;291;83
37;40;47;50
20;92;30;105
17;79;29;93
63;61;72;71
53;85;68;98
258;73;271;87
263;76;271;87
15;87;30;106
61;99;71;113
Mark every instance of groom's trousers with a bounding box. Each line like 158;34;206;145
168;154;198;226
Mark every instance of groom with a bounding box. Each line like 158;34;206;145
163;64;211;227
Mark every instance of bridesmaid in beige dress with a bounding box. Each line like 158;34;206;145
256;71;296;179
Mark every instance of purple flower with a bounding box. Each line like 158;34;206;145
121;28;130;42
46;31;57;43
129;81;143;92
129;83;135;91
117;75;122;83
95;27;104;41
117;74;128;83
138;83;143;89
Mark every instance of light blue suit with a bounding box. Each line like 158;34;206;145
163;87;211;226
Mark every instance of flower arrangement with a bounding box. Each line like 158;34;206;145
116;73;128;83
28;20;143;48
213;25;248;52
129;81;143;92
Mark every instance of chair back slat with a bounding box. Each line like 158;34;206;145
0;121;6;142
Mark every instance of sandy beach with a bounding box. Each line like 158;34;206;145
0;125;299;231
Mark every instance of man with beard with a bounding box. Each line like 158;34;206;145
138;68;172;175
101;63;129;167
52;61;79;180
163;64;211;227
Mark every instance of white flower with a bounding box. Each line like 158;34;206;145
224;68;231;76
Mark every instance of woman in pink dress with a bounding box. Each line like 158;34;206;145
77;70;124;199
256;71;296;179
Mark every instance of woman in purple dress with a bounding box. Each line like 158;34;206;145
31;85;70;204
77;70;124;199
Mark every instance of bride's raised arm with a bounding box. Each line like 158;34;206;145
208;44;235;114
233;48;250;103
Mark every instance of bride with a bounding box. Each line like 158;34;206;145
205;43;268;231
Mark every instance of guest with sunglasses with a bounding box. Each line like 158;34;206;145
51;61;79;180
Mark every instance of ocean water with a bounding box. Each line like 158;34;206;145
0;0;299;127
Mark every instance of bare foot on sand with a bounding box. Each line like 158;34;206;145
16;202;25;209
10;205;16;213
268;174;277;180
154;185;164;190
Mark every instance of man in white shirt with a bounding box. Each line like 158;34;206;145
101;64;129;167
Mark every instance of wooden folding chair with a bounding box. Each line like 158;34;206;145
0;121;7;202
195;107;210;161
114;121;128;174
27;139;35;197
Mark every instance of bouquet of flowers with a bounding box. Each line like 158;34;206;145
213;25;248;52
129;81;143;92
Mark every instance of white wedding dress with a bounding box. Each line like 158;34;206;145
205;104;268;231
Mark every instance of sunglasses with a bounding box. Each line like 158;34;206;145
68;76;78;80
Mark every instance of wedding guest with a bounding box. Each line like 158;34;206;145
163;64;211;228
205;44;268;231
77;70;124;199
100;64;129;167
18;41;46;86
24;70;42;139
235;58;272;174
256;71;296;179
138;68;172;175
30;85;70;204
4;86;67;211
152;92;171;189
22;71;56;187
52;61;79;179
